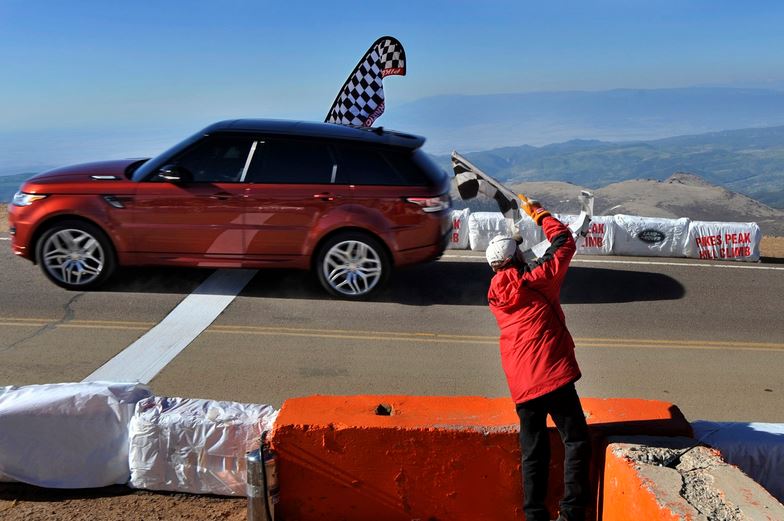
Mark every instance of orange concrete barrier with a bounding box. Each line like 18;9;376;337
270;395;691;521
602;439;694;521
602;436;784;520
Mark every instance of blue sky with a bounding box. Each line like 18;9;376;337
1;0;784;167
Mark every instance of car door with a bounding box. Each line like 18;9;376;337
334;143;438;251
129;134;255;257
242;138;350;261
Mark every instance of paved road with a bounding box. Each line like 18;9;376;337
1;238;783;422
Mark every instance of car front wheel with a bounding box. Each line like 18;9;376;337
316;232;390;299
36;220;116;290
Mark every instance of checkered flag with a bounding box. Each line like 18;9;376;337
452;151;522;225
453;151;595;259
326;36;406;127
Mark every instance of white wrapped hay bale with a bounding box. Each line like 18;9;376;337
683;221;761;262
555;214;615;255
446;209;471;249
612;214;690;257
0;386;17;483
692;421;784;502
577;216;615;255
128;396;278;496
0;382;152;488
468;212;512;251
517;215;546;251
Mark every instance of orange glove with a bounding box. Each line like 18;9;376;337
519;194;551;226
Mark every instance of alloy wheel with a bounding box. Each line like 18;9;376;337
41;228;105;286
321;239;383;297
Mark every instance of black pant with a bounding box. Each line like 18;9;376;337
515;383;591;521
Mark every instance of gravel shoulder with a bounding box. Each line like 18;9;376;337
0;484;245;521
761;236;784;258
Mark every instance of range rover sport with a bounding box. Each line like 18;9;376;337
8;119;452;299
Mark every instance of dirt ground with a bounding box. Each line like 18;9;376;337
0;484;246;521
761;235;784;258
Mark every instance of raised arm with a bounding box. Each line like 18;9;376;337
519;198;576;293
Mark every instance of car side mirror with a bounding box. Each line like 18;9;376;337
157;165;192;183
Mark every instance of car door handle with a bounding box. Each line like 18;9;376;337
209;192;234;201
313;192;336;202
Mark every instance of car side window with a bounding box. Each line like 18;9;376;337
333;144;413;186
171;135;254;183
246;140;335;184
382;150;431;186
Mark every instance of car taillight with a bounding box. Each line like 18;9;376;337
405;194;451;213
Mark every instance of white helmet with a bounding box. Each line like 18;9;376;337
485;235;518;269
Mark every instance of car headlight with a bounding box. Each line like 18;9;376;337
12;191;48;207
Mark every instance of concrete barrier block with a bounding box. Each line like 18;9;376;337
271;395;692;521
602;436;784;521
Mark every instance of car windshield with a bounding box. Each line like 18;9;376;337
131;131;205;182
124;159;149;178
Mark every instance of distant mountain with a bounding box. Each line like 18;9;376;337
382;87;784;153
500;173;784;237
435;125;784;210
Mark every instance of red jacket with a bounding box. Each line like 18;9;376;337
487;216;580;404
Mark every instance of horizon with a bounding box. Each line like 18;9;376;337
2;114;784;179
1;115;783;177
2;1;784;169
3;118;784;212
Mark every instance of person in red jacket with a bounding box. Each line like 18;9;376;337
486;198;591;521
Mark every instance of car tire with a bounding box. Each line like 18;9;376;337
315;232;390;299
36;220;116;290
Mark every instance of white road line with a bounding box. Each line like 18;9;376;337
441;253;784;271
83;269;257;384
0;237;10;241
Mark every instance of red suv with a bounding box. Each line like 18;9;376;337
8;120;452;298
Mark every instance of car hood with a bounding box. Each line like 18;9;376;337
27;159;147;184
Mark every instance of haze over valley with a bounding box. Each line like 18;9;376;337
3;86;784;233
